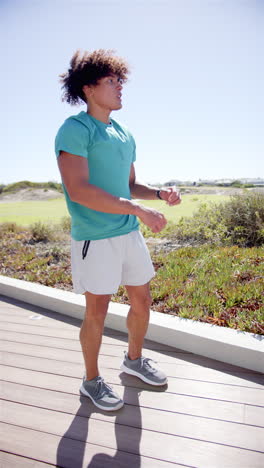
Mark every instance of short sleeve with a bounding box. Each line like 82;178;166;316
55;119;90;158
131;136;136;163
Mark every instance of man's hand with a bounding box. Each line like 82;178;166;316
136;205;167;233
159;186;181;206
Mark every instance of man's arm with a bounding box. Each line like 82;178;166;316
57;152;167;233
129;164;181;206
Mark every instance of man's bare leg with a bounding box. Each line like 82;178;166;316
125;282;152;360
122;282;167;386
80;292;111;380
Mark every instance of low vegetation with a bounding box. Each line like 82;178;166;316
0;180;63;194
0;193;229;226
116;244;264;334
0;192;263;334
0;223;71;290
141;191;264;247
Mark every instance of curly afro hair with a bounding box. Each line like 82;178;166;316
59;49;130;106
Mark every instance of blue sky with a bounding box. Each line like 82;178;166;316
1;0;263;185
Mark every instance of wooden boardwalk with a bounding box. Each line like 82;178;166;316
0;294;264;468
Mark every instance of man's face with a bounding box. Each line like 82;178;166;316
86;75;123;111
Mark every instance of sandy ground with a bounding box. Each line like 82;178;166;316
0;188;64;203
0;186;262;203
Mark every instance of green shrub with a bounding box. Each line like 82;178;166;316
3;181;36;193
60;216;71;232
2;180;63;194
49;246;67;262
174;203;227;245
230;180;243;188
173;192;264;247
46;181;63;192
0;222;22;235
139;220;177;240
30;222;55;242
221;192;264;247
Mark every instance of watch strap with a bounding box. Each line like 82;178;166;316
156;190;162;200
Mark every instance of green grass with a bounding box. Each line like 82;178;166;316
0;194;229;225
142;194;229;223
0;198;68;225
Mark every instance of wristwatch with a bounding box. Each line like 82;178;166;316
156;190;162;200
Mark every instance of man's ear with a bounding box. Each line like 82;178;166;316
83;84;94;99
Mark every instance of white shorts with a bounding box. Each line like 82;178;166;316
71;230;155;295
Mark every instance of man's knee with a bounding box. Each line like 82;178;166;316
126;285;152;311
84;292;111;320
138;293;152;310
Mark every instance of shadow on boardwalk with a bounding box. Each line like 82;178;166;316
56;378;143;468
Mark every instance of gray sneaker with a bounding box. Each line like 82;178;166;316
120;352;168;386
80;376;124;411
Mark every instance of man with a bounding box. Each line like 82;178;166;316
55;49;181;411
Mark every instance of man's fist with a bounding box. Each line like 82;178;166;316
160;186;181;206
137;206;167;233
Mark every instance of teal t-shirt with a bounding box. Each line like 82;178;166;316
55;111;139;240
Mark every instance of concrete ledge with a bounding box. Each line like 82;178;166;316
0;275;263;373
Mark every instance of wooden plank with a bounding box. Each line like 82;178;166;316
2;336;264;388
0;303;126;337
0;304;125;338
0;315;79;330
0;297;261;366
0;321;260;376
0;340;83;363
4;349;261;404
3;350;263;390
0;301;71;316
0;300;80;324
0;297;35;310
2;330;264;388
0;306;46;314
0;296;77;318
0;423;176;468
0;330;82;351
1;364;263;427
0;365;259;425
0;342;260;385
0;327;184;353
2;352;264;414
1;380;264;451
0;400;192;464
0;303;65;317
0;319;126;341
0;452;55;467
1;337;258;376
0;303;127;338
0;329;194;361
0;320;126;343
1;346;263;406
0;303;123;338
0;338;204;365
0;321;81;338
2;404;264;468
0;301;262;371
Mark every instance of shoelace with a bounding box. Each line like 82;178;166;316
94;377;114;399
141;357;158;373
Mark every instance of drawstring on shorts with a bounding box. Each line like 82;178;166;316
82;240;90;259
